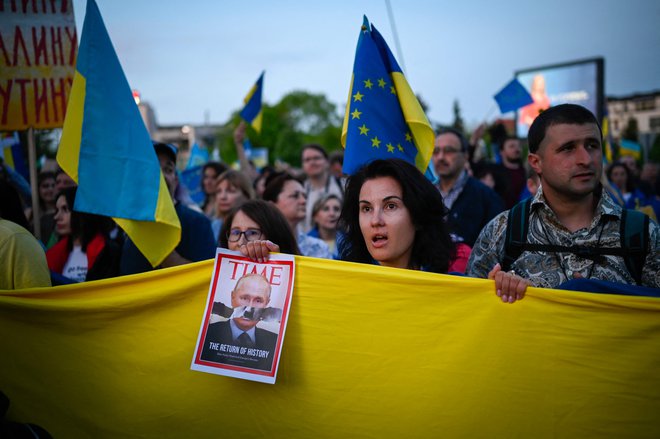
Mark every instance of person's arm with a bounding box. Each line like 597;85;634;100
233;122;259;182
160;250;192;268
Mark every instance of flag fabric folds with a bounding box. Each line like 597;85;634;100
341;16;434;176
56;0;180;267
186;142;209;169
493;78;534;114
1;257;660;438
239;71;265;133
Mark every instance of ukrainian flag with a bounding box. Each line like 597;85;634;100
619;139;642;161
601;111;614;164
239;71;264;134
341;16;434;175
57;0;180;267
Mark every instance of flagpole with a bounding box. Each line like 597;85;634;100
27;127;41;241
481;102;498;125
384;0;406;74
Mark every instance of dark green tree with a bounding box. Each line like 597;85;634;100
451;99;465;134
218;91;342;167
622;117;639;141
649;134;660;163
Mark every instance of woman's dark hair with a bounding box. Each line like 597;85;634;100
0;178;30;230
339;159;454;273
301;143;329;160
57;187;113;253
201;162;229;210
607;162;633;193
472;160;510;201
262;172;302;203
37;171;57;209
38;171;56;186
219;199;300;255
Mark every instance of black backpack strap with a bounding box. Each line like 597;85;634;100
502;198;532;271
620;209;649;285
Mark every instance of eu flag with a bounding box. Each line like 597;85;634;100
240;71;264;134
57;0;180;267
493;78;534;114
341;16;434;176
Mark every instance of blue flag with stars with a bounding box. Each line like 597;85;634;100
341;16;434;176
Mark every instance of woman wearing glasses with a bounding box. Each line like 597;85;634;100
219;200;300;262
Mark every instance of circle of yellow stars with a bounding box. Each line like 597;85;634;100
349;76;411;154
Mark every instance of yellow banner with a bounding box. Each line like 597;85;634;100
1;257;659;438
0;1;77;130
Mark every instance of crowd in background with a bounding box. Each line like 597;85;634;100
1;107;659;295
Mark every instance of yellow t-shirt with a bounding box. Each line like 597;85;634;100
0;219;51;289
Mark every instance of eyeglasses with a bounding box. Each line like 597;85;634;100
227;228;263;242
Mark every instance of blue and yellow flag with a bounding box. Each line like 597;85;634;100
602;109;614;164
620;139;642;160
0;132;29;180
57;0;180;267
2;258;660;437
239;71;264;133
341;16;434;176
493;78;534;114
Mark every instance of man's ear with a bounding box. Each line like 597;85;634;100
527;153;542;177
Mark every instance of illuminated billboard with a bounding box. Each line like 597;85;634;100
515;58;604;137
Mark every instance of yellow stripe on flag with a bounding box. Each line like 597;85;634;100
57;71;86;183
1;257;659;438
391;72;434;172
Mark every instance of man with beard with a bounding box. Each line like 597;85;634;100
498;136;527;209
468;104;659;293
433;127;504;247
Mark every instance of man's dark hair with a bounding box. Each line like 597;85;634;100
0;178;30;230
301;143;328;160
329;150;343;166
338;159;454;273
219;200;300;255
202;161;228;178
528;104;601;153
436;126;469;153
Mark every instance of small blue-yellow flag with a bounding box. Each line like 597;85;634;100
57;0;180;267
341;16;434;175
240;71;265;133
620;139;642;160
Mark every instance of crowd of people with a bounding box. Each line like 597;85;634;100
1;104;658;299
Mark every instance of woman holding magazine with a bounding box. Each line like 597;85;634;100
219;199;300;261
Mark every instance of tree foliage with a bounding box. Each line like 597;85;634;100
451;99;465;134
217;91;343;167
622;117;639;141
